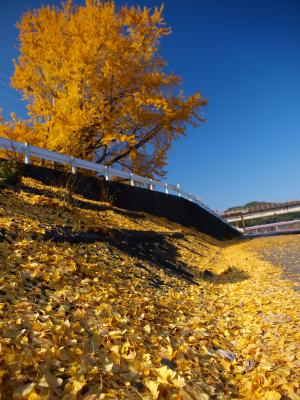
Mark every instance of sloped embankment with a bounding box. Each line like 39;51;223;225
0;178;299;399
22;163;240;241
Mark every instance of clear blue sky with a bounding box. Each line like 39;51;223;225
1;0;300;210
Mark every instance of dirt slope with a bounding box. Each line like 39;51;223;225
0;178;299;399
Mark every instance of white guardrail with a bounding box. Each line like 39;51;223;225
0;136;238;231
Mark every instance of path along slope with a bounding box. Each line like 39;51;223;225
0;177;299;399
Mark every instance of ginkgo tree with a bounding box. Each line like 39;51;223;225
9;0;206;178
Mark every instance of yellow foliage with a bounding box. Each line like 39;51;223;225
8;1;206;178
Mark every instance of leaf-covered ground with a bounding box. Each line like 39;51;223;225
241;235;300;288
0;178;299;399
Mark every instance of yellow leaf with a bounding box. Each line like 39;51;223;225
45;304;52;312
104;363;114;372
263;391;281;400
14;383;35;397
72;380;84;393
145;380;160;399
156;365;176;384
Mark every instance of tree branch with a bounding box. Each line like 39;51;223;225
96;145;108;164
104;123;163;166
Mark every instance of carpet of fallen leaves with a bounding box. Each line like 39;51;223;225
241;235;300;288
0;177;299;399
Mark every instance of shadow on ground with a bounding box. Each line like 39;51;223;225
0;182;249;287
44;226;198;285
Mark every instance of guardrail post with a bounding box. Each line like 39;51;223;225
24;142;30;164
176;183;181;197
130;173;134;186
70;157;76;174
105;166;109;181
149;178;153;190
165;183;168;194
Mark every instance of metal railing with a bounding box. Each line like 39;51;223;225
221;200;300;218
245;219;300;232
0;136;238;232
